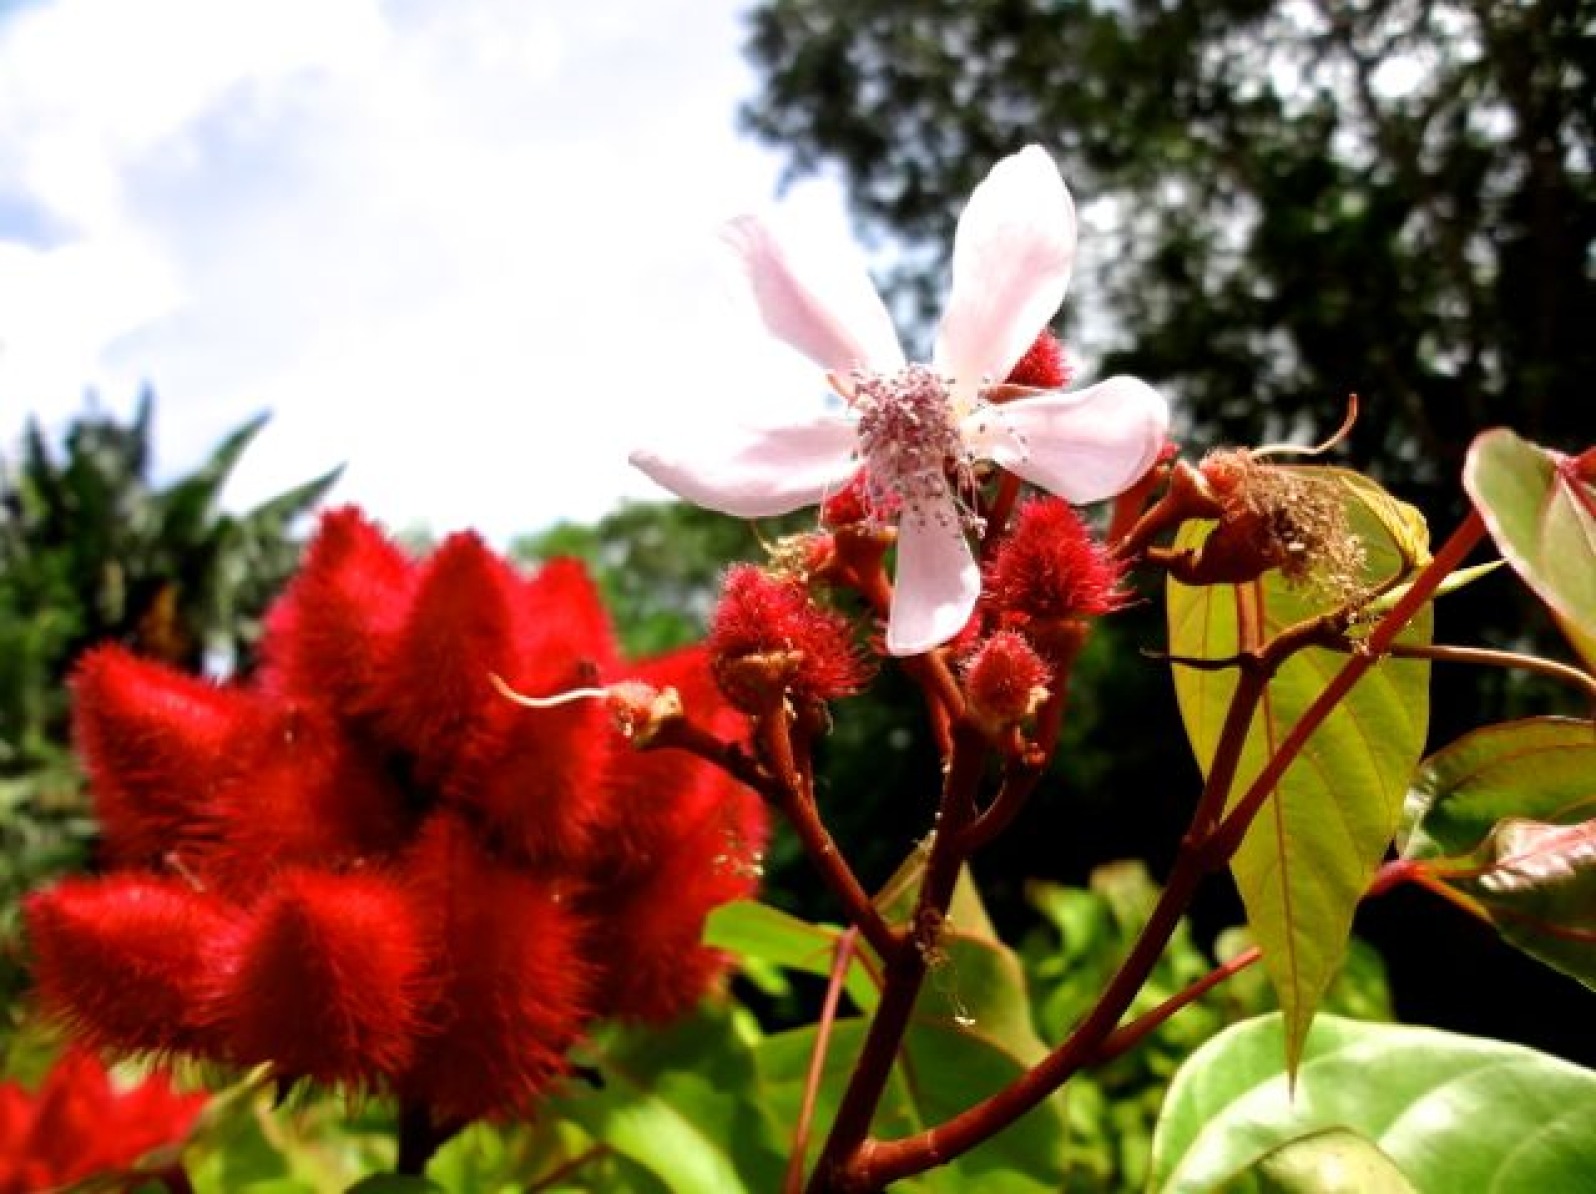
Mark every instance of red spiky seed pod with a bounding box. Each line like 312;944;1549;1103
399;816;592;1122
258;507;416;718
461;558;620;867
588;783;767;1024
25;877;238;1057
215;868;425;1086
707;565;867;712
71;646;256;869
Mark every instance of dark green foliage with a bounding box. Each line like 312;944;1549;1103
0;392;339;1030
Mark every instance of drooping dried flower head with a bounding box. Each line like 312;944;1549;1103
1198;450;1366;600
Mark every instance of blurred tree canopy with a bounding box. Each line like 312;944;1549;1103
740;0;1593;505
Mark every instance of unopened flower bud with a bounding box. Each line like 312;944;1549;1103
985;498;1126;652
963;632;1050;732
708;566;868;713
1003;330;1072;391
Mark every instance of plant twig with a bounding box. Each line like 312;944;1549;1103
788;928;860;1194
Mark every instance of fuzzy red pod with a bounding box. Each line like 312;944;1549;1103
594;646;755;879
259;507;416;718
985;497;1126;626
587;783;767;1024
1004;329;1072;390
398;815;592;1122
707;565;868;712
202;703;413;896
460;559;622;866
212;867;426;1087
0;1047;206;1194
963;631;1051;731
25;877;239;1058
71;646;256;869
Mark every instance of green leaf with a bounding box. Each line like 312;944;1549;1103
1400;718;1596;985
1150;1013;1596;1194
1229;1127;1417;1194
1166;470;1432;1071
549;1004;786;1193
1464;431;1596;663
1401;717;1596;860
704;899;880;1011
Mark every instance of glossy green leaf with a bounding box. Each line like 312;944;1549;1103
1464;431;1596;661
1229;1127;1417;1194
705;899;881;1011
1400;718;1596;985
549;1005;786;1193
1401;717;1596;860
1167;469;1432;1071
1150;1013;1596;1194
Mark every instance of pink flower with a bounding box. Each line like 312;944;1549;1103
631;146;1168;655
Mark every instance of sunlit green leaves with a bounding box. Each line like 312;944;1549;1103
548;1005;787;1193
1464;430;1596;669
1149;1013;1596;1194
1167;468;1432;1072
1401;718;1596;987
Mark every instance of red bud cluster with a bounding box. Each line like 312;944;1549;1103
26;509;766;1124
707;564;870;712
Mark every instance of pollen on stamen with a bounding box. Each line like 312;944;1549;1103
852;364;980;531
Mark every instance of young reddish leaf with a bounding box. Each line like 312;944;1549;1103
1463;429;1596;669
1167;467;1432;1074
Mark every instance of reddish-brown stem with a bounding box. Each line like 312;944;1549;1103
980;471;1024;561
528;1146;611;1192
1088;946;1262;1067
838;661;1273;1190
759;714;898;958
1382;641;1596;710
807;725;988;1192
788;928;860;1194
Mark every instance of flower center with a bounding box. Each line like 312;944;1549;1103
852;364;975;527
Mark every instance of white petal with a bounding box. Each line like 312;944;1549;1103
630;415;860;518
977;376;1170;503
721;216;905;374
886;502;980;656
934;146;1076;390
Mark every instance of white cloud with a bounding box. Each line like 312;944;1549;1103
0;0;854;542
